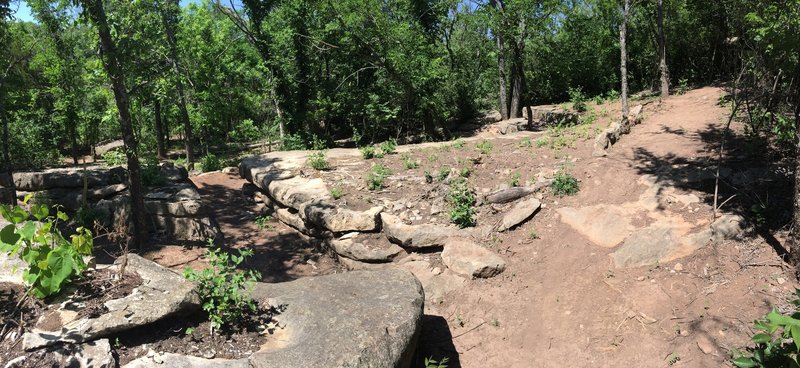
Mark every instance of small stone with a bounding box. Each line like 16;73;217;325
777;277;786;285
696;335;717;355
431;267;442;276
673;263;683;272
636;276;645;281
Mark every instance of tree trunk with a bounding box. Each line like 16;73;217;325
510;21;526;119
154;99;166;159
657;0;669;99
620;0;630;119
68;109;79;165
789;65;800;273
162;0;194;164
83;0;148;249
497;33;509;120
0;103;16;205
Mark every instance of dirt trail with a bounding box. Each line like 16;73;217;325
149;87;793;367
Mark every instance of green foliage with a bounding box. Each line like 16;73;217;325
75;206;102;228
676;79;689;95
360;146;377;160
101;150;127;167
452;139;466;149
447;178;476;228
551;169;580;196
476;140;493;155
199;154;223;173
0;196;93;298
229;120;262;143
459;167;472;178
307;151;329;171
424;357;449;368
254;215;273;231
401;154;419;169
379;139;397;155
424;170;434;184
437;166;451;181
509;172;521;187
330;185;345;199
568;87;587;112
535;137;549;148
519;137;532;148
140;157;167;187
183;245;261;333
733;290;800;367
367;164;392;190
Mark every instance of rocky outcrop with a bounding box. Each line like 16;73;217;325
23;254;200;350
523;105;579;125
593;104;643;157
124;269;424;368
381;214;457;249
441;238;506;278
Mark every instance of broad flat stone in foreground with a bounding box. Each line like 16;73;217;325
125;269;424;368
442;238;506;278
23;254;199;350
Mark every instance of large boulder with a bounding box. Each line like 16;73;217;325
299;199;382;233
441;238;506;278
124;269;424;368
381;214;457;249
13;167;112;191
23;254;200;350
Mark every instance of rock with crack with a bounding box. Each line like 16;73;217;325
267;177;330;210
328;236;405;263
299;199;382;233
441;238;506;278
499;198;541;232
381;214;457;249
125;269;424;368
23;254;200;350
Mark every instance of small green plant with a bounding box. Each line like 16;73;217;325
527;228;539;240
677;78;689;95
141;158;168;187
476;140;493;155
447;178;476;228
401;154;419;169
666;352;681;366
452;138;466;149
331;185;345;199
459;167;472;178
425;357;449;368
519;137;532;148
367;164;392;190
307;150;329;171
254;215;273;231
551;169;580;196
424;170;434;184
568;87;588;112
437;166;451;182
379;139;397;155
199;153;223;173
606;89;620;101
101;150;127;166
174;156;187;168
360;146;376;159
75;206;102;228
509;172;521;187
535;137;549;147
183;244;261;333
751;204;767;226
0;196;94;298
732;289;800;367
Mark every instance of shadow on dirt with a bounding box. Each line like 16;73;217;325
415;314;461;368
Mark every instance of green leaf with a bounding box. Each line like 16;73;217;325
752;333;772;344
45;248;76;293
791;324;800;350
31;204;49;221
0;224;21;248
732;357;757;368
56;211;68;222
17;221;37;241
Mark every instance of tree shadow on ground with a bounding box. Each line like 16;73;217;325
415;314;461;368
630;122;793;259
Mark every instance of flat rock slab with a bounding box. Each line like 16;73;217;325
499;198;541;231
558;205;635;248
442;238;506;278
23;254;199;350
381;214;457;249
124;269;424;368
268;177;330;210
610;214;743;268
299;199;382;233
328;236;405;262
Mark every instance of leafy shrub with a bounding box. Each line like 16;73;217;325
380;139;397;155
401;154;419;169
0;196;94;298
174;156;187;168
535;137;549;147
101;150;127;167
519;137;532;148
476;140;493;155
360;146;377;159
183;245;261;333
452;139;466;149
199;153;223;173
367;164;391;190
606;89;621;101
459;167;472;178
75;206;103;228
281;133;308;151
510;172;521;187
551;170;580;196
733;291;800;367
254;215;273;231
331;185;344;199
447;178;476;228
568;87;588;112
229;119;261;143
141;157;167;187
424;170;434;184
425;357;449;368
437;166;451;181
307;150;329;171
677;79;689;95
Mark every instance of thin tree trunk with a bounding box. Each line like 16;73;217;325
510;20;526;119
154;99;166;159
68;110;79;165
83;0;148;249
657;0;669;99
620;0;630;118
162;0;194;164
491;0;509;120
788;65;800;272
0;104;16;205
